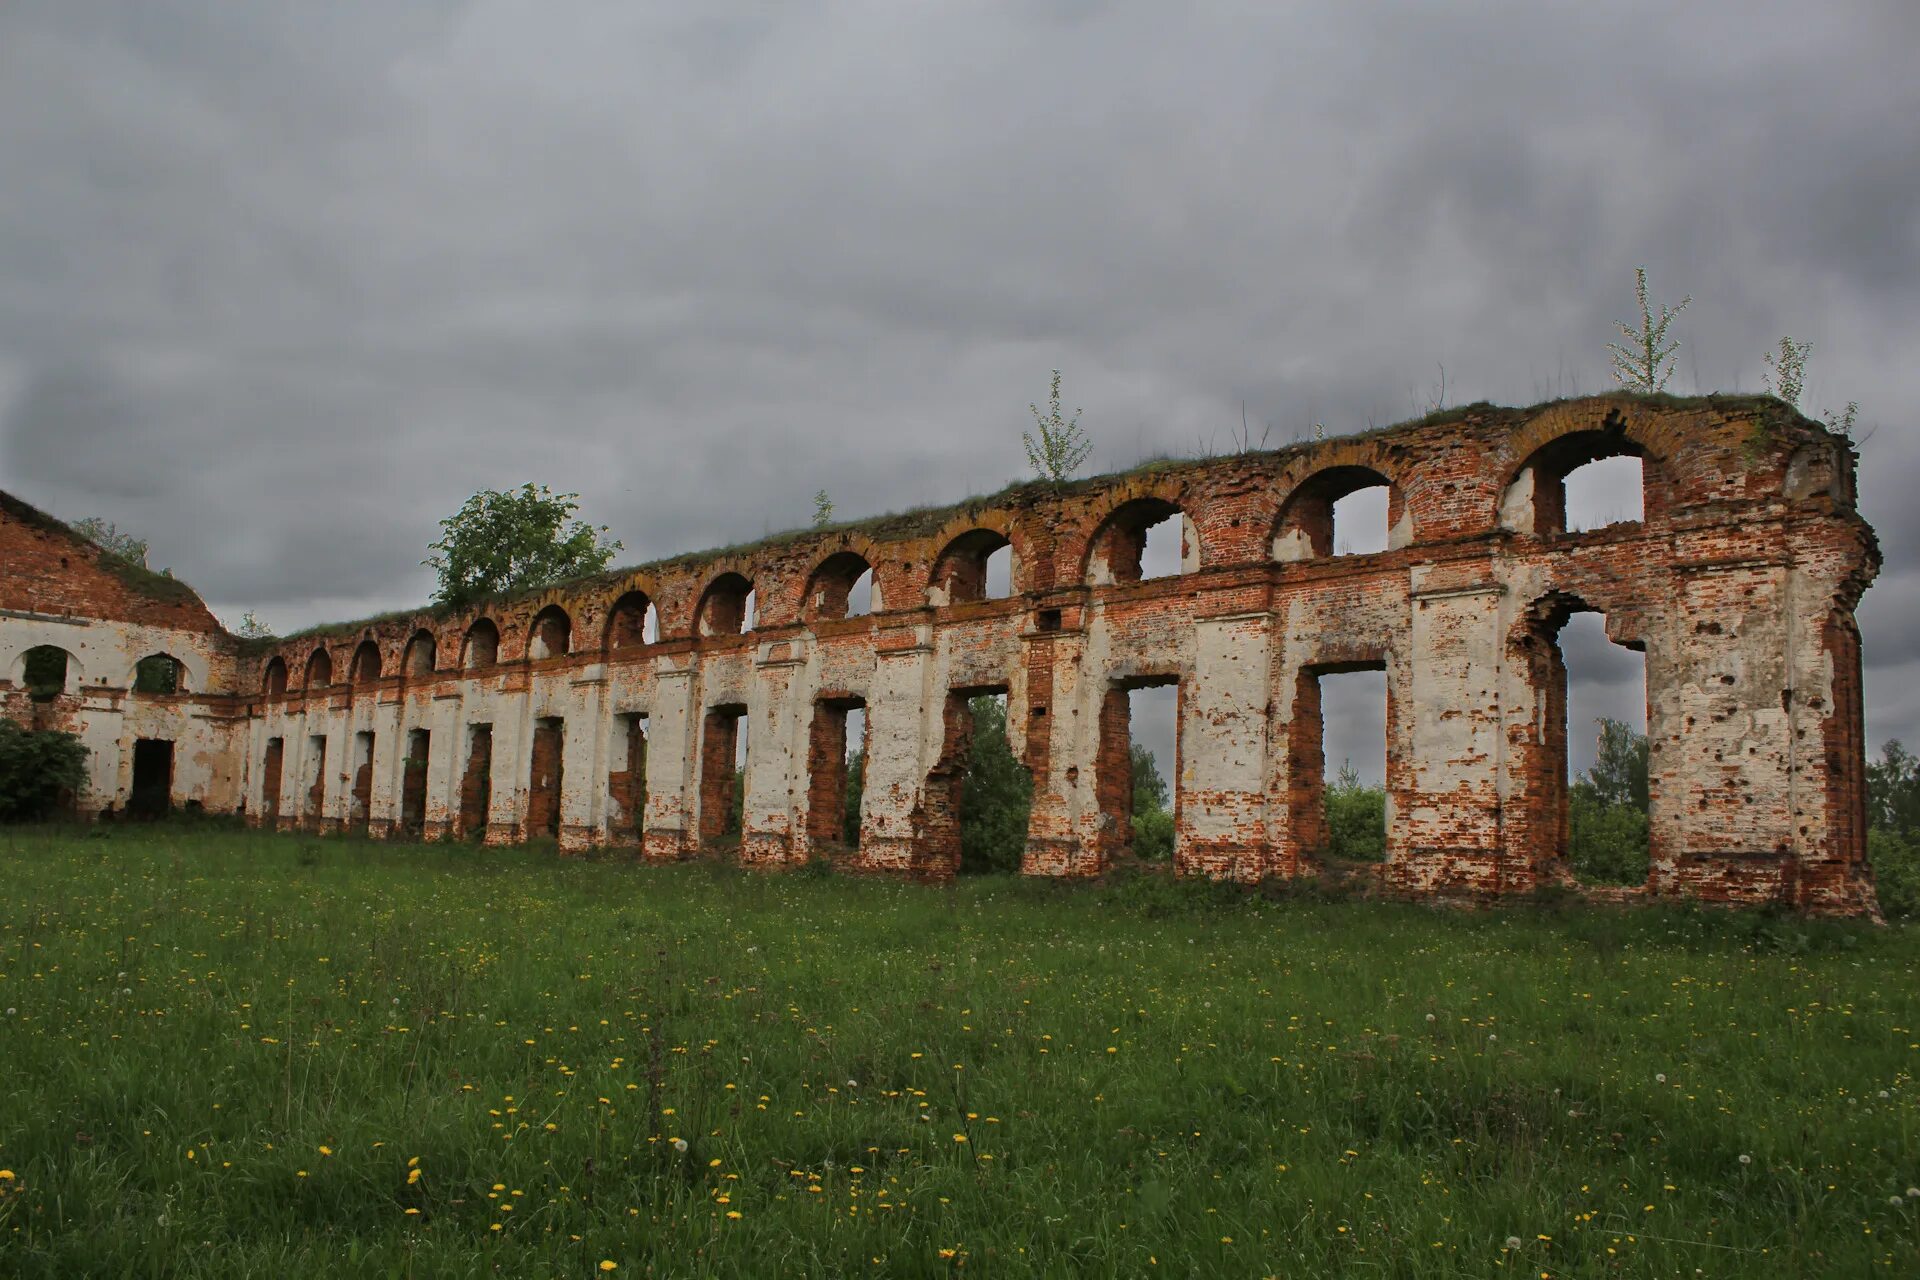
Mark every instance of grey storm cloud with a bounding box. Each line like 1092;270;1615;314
2;0;1917;781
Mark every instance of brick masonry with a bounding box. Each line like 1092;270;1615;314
0;394;1884;915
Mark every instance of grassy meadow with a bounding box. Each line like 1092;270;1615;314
1;824;1917;1278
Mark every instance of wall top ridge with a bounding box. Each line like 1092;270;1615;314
53;391;1835;685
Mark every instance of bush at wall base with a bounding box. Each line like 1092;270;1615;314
0;718;88;821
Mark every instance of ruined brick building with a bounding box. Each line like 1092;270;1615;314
0;395;1883;914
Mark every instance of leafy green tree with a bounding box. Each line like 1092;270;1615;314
0;719;88;820
1324;759;1386;861
813;490;835;528
424;484;622;607
1867;741;1920;919
844;746;865;846
69;516;148;566
1023;370;1092;484
1607;266;1690;393
1567;717;1651;884
1868;740;1920;838
958;696;1033;873
1129;743;1174;860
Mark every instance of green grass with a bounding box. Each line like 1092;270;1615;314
1;826;1915;1278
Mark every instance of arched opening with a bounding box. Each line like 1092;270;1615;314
1503;431;1662;537
699;703;749;845
1273;467;1399;561
1518;596;1651;886
20;645;74;702
1095;677;1181;861
134;653;185;695
263;656;288;696
807;696;868;850
609;712;649;844
1086;499;1193;585
528;606;572;661
400;728;431;835
697;574;755;637
305;648;333;690
527;716;565;837
1286;661;1390;863
349;640;382;686
916;687;1032;875
461;619;499;670
806;552;877;621
403;630;437;677
931;529;1014;605
605;591;653;652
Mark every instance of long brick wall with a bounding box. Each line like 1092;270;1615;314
0;394;1885;914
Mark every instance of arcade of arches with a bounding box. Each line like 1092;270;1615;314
0;395;1883;914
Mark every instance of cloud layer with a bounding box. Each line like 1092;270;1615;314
3;1;1916;779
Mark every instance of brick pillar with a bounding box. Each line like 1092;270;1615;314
1094;686;1132;860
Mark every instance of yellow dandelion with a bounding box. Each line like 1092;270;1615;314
599;1263;617;1273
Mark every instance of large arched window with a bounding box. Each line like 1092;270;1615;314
462;620;499;669
1086;498;1193;584
403;630;437;677
605;591;656;651
134;653;186;695
20;645;76;702
263;656;289;696
528;606;572;660
1273;466;1400;560
697;573;755;636
806;552;877;620
304;647;333;689
930;530;1013;605
349;640;382;686
1503;432;1661;536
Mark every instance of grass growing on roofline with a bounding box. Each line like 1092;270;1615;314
242;392;1817;649
0;822;1913;1278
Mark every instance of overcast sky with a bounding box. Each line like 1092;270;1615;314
2;1;1916;783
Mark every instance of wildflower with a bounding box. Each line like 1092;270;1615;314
318;1145;332;1157
599;1264;618;1273
1655;1073;1667;1084
407;1167;422;1185
1425;1013;1435;1023
952;1134;968;1144
726;1210;742;1220
1893;1196;1906;1207
1908;1187;1920;1199
1739;1154;1752;1165
1505;1237;1523;1251
672;1138;689;1154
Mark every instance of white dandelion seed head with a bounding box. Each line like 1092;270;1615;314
1655;1073;1667;1084
1738;1154;1752;1165
1906;1186;1919;1198
1892;1195;1905;1207
1425;1013;1436;1023
1878;1090;1889;1099
1504;1236;1523;1250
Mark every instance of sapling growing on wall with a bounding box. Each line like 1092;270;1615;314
1024;370;1092;484
1607;266;1691;393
